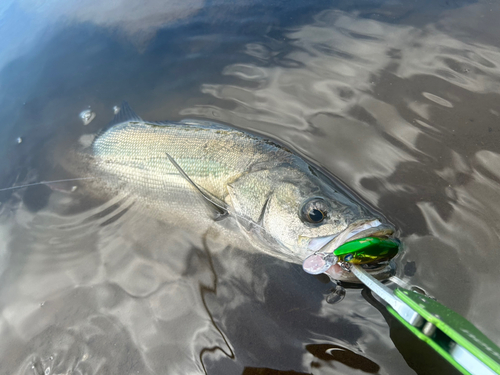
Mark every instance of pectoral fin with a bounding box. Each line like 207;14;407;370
165;152;228;219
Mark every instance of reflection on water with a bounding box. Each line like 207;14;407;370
1;0;500;374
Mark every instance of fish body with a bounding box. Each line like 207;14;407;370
71;103;395;280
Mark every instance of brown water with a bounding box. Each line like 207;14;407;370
1;0;500;374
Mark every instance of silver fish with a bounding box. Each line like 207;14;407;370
66;102;396;282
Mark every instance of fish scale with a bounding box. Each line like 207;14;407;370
92;121;289;200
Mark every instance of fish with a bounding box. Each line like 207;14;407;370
64;102;398;282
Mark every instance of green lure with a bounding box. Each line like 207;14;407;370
334;237;399;264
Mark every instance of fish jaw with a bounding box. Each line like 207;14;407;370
324;262;395;283
306;219;393;252
302;219;399;282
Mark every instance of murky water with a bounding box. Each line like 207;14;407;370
1;0;500;374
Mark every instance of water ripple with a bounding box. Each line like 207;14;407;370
2;2;500;375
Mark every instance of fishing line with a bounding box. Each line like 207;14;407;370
0;177;95;192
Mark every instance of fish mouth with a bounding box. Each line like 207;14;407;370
304;219;398;281
307;219;395;252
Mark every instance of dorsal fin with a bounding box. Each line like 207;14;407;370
179;119;229;130
145;119;231;130
109;101;143;126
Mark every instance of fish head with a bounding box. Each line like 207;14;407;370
255;165;397;281
261;173;357;256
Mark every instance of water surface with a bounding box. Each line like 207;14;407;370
1;1;500;374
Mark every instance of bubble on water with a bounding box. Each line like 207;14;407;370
326;284;346;304
79;109;96;125
45;367;50;375
113;105;120;114
16;137;22;144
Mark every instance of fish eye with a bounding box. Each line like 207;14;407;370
308;208;324;223
300;198;329;224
